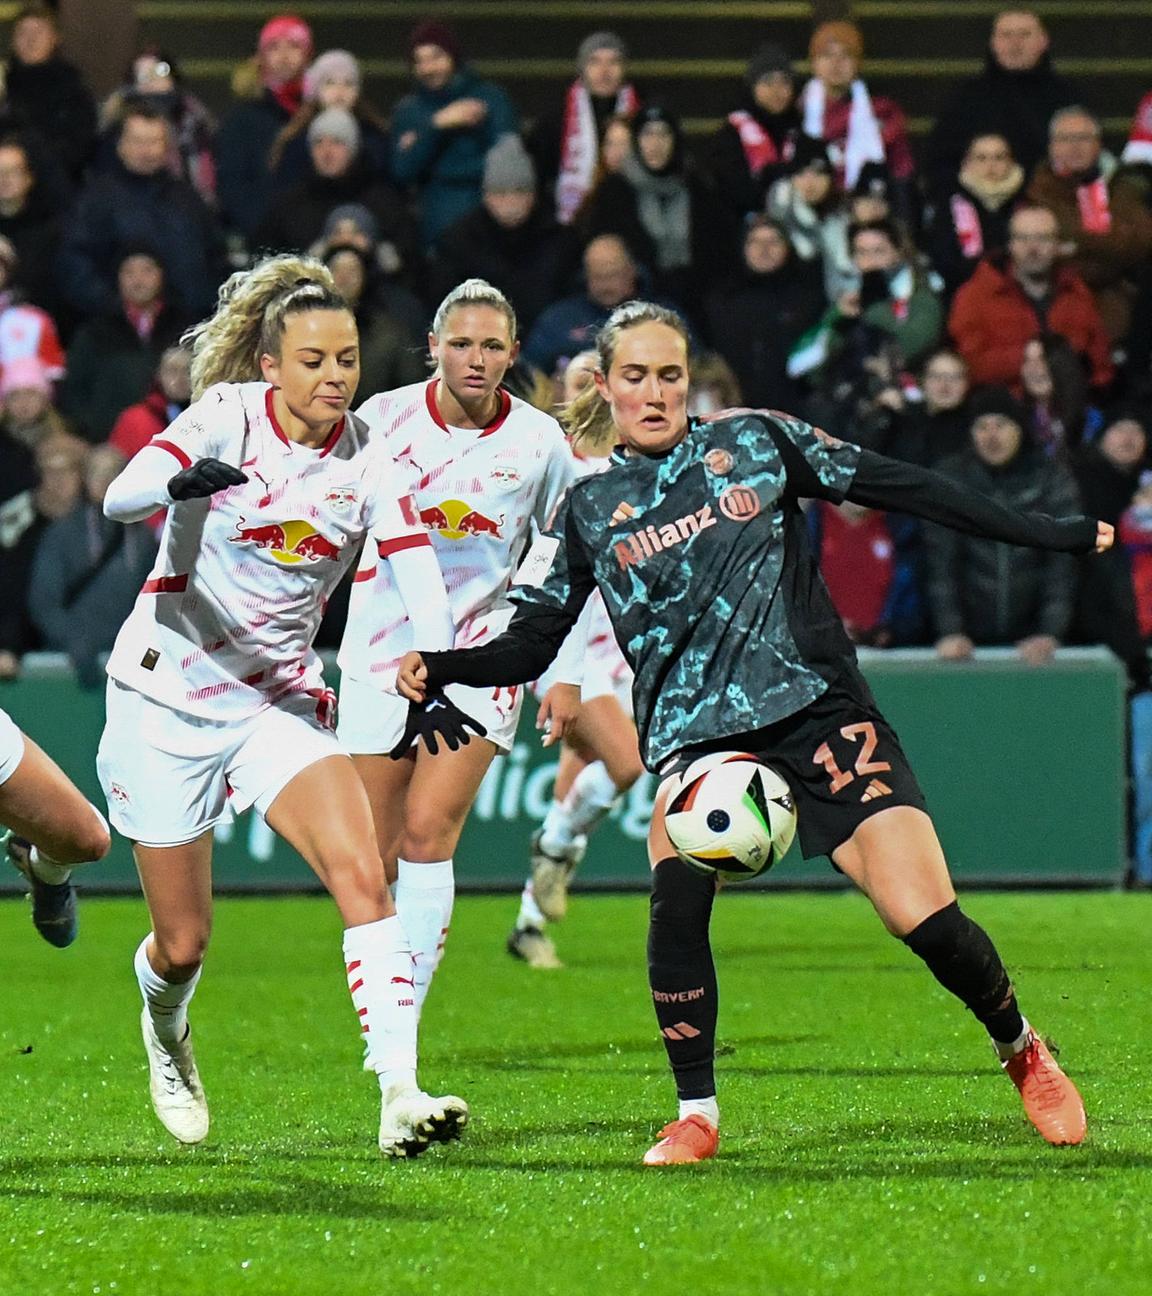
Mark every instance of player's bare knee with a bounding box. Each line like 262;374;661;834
152;929;210;977
607;754;645;790
400;817;458;862
327;853;389;911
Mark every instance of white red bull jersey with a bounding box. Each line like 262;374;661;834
104;381;432;721
339;378;576;690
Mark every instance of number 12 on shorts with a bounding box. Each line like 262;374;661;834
812;721;892;794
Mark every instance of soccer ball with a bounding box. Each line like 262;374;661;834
664;752;797;882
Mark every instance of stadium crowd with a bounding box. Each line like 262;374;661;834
1;3;1152;879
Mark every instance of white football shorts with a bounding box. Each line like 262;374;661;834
97;680;344;847
337;674;522;756
0;706;26;786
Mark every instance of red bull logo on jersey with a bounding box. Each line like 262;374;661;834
229;517;344;565
324;485;358;513
419;498;505;540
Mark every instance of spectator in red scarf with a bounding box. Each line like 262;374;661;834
1027;106;1152;342
214;13;313;240
924;133;1026;294
797;21;916;228
528;31;641;226
108;345;191;460
708;44;801;221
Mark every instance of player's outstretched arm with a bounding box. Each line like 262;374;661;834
846;449;1107;554
103;448;247;523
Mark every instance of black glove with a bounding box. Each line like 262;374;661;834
388;688;487;758
168;458;248;501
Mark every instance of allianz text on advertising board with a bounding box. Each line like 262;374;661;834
470;741;657;839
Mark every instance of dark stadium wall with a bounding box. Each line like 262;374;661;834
59;0;137;97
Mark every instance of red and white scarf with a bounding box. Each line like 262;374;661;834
727;111;791;176
800;77;884;187
1076;176;1112;234
555;80;640;224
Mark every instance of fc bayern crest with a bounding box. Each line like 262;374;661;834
703;447;733;476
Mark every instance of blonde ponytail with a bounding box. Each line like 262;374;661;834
563;300;691;452
184;253;347;399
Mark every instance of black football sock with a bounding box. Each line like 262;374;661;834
648;856;719;1099
902;901;1025;1045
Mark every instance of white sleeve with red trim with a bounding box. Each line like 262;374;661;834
102;386;234;523
367;461;455;653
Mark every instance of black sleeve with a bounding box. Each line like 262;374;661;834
420;491;596;689
848;449;1099;554
422;601;578;689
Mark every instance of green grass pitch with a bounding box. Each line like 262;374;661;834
1;890;1149;1296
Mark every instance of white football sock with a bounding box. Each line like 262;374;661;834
394;857;454;1017
994;1017;1033;1061
342;916;418;1093
678;1096;720;1127
515;881;546;932
540;762;620;855
134;934;201;1045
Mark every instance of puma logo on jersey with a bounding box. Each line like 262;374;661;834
614;504;717;569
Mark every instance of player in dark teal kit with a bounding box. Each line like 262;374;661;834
397;301;1113;1165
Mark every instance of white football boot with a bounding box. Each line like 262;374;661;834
378;1085;468;1158
140;1008;210;1144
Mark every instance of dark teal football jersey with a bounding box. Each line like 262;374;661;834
508;410;863;768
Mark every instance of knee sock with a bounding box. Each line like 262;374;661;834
515;880;546;932
648;856;719;1104
540;761;621;854
343;915;418;1096
393;857;454;1017
902;901;1027;1053
134;934;201;1045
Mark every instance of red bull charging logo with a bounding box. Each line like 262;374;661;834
419;499;504;540
229;517;343;564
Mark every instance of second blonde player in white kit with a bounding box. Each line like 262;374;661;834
338;279;583;1014
98;254;469;1158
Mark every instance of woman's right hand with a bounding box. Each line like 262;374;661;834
397;651;429;702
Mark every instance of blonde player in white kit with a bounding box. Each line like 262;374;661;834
509;352;645;969
338;279;583;1014
1;709;110;946
98;254;469;1158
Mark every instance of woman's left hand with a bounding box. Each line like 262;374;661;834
536;682;581;748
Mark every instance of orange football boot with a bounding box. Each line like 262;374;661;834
1003;1032;1087;1146
642;1114;720;1166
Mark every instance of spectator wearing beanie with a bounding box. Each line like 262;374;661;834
215;13;314;239
309;203;428;341
528;31;641;225
256;107;418;268
431;134;580;334
268;49;392;191
926;385;1082;663
708;44;802;221
798;21;916;229
391;20;519;250
108;345;192;462
0;354;70;451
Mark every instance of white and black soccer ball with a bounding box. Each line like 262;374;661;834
664;752;797;882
